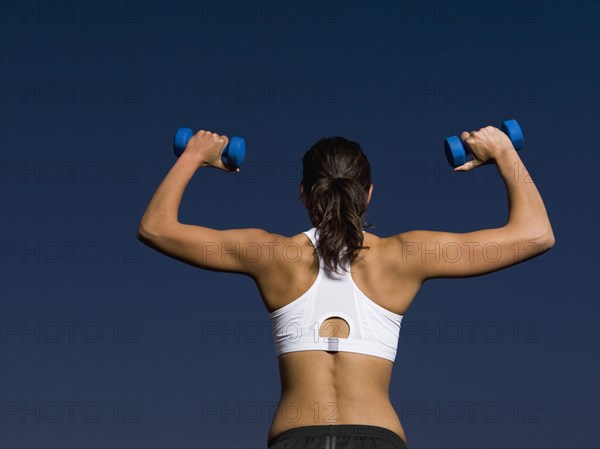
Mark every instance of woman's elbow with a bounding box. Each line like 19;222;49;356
137;226;149;243
137;221;160;243
545;232;556;249
509;223;555;252
537;228;556;252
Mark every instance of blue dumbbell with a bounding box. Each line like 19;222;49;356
173;127;246;168
444;119;524;167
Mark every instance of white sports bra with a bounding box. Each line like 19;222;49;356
269;227;404;362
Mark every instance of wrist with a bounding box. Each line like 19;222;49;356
493;146;519;166
179;151;208;168
494;147;527;183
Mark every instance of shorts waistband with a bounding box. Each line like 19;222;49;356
268;424;407;447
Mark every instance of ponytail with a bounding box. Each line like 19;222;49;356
301;137;372;274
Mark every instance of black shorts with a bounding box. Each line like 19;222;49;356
267;424;408;449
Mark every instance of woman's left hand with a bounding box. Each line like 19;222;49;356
184;130;239;173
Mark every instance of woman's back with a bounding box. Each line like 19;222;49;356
256;229;421;446
137;129;555;448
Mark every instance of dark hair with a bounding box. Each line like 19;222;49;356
301;136;373;274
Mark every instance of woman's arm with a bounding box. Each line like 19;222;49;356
387;126;555;281
137;130;282;277
137;151;203;233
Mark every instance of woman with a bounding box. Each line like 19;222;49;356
137;127;555;448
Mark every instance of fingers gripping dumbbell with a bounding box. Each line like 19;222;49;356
173;127;246;168
444;119;524;167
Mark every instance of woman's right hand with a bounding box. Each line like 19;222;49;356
454;126;516;171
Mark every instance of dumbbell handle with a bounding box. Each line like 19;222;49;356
444;119;524;168
173;127;246;168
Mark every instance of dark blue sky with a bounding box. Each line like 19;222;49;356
1;1;598;448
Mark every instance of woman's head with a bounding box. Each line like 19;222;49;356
300;136;373;274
